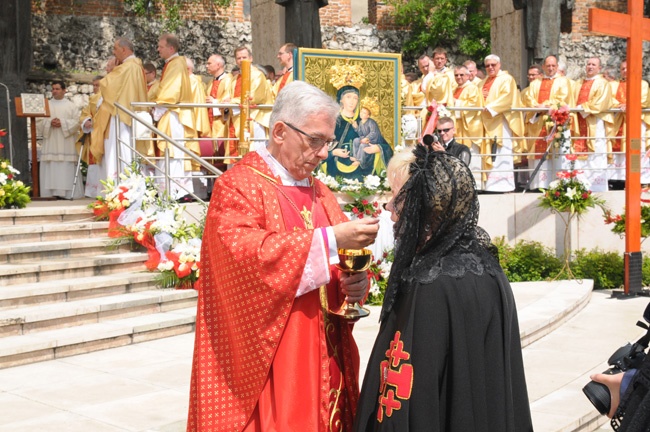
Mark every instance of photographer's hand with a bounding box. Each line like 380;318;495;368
590;373;622;418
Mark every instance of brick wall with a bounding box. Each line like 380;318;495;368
570;0;626;40
32;0;374;27
32;0;124;16
32;0;246;22
367;0;402;30
321;0;352;27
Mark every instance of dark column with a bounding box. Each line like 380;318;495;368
0;1;32;182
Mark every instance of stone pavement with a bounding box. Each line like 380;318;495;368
0;281;649;432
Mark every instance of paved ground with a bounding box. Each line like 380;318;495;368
1;282;649;431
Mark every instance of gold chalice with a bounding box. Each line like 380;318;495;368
332;248;372;321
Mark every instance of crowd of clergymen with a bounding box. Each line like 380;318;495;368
38;35;645;201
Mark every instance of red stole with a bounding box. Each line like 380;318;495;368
278;70;292;94
234;74;242;98
160;61;169;81
534;79;555;158
575;79;595;153
613;81;627;151
482;77;496;99
453;85;464;100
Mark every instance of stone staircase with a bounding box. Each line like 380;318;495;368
0;204;198;369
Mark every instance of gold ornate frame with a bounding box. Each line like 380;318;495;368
295;48;402;148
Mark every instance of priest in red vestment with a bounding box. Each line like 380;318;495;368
187;80;380;432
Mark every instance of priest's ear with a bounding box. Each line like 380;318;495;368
270;120;287;146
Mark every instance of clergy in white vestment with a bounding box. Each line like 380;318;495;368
573;57;613;192
479;54;525;192
38;81;83;199
153;33;197;200
90;38;150;194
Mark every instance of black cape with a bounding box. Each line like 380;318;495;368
354;270;533;432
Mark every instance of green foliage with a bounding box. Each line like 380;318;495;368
0;159;31;209
386;0;491;59
494;237;650;290
124;0;233;31
570;249;624;290
494;237;562;282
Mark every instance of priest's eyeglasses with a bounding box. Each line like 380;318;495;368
284;121;338;151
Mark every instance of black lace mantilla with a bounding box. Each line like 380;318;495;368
380;146;502;322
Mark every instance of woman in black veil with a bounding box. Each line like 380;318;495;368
354;145;533;432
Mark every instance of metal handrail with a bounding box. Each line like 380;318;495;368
114;102;223;208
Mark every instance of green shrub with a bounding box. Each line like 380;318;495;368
570;249;624;290
492;238;649;290
493;237;562;282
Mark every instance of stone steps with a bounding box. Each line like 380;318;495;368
0;220;110;244
0;306;197;369
0;237;131;263
0;252;149;286
0;271;158;309
0;206;92;226
0;202;198;369
0;289;197;337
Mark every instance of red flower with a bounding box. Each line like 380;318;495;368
352;207;359;214
362;199;369;205
555;191;561;197
427;105;434;113
0;130;6;137
565;154;578;162
373;201;379;208
582;193;589;199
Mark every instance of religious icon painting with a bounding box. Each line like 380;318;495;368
294;48;401;180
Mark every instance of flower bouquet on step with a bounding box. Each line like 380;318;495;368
89;161;204;290
0;158;31;209
156;239;202;289
88;163;159;235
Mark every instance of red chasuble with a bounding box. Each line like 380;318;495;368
187;152;360;432
575;80;595;154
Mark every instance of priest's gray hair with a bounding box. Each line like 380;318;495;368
270;81;339;129
115;37;134;53
484;54;501;64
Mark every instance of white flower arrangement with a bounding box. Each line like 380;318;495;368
437;105;452;118
90;161;204;290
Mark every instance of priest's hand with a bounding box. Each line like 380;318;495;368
339;271;369;303
333;218;379;250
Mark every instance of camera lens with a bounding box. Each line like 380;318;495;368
582;381;611;415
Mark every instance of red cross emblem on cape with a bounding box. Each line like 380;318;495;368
376;331;414;422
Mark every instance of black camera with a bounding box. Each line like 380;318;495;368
582;302;650;415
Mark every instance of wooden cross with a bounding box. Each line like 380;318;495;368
589;0;650;295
